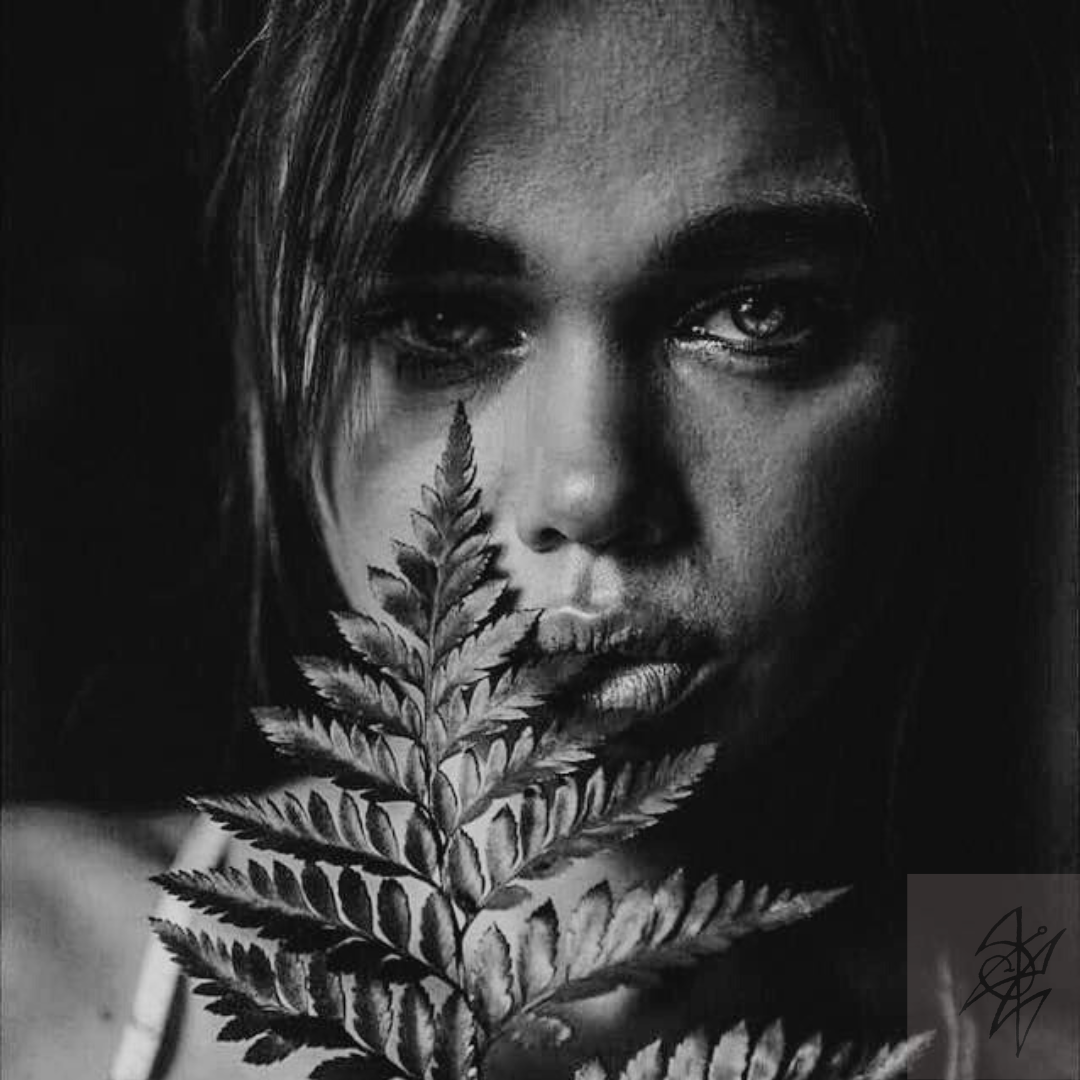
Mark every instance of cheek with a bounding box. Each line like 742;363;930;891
318;371;533;615
318;382;456;612
679;340;912;645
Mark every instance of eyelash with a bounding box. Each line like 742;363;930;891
359;294;529;388
359;283;849;388
673;284;850;368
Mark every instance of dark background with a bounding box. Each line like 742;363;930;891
3;1;234;800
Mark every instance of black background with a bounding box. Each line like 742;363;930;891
4;1;232;799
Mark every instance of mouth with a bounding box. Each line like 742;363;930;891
571;658;706;730
534;609;721;736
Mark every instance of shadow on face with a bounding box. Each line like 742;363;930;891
318;0;924;779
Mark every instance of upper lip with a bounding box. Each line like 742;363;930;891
526;608;722;737
533;607;703;663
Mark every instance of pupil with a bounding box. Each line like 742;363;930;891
424;311;473;346
733;296;787;338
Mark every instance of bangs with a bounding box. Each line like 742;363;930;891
216;0;509;482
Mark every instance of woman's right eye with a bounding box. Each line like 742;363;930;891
392;306;525;355
363;298;529;388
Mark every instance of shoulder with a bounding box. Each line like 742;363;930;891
1;804;192;1080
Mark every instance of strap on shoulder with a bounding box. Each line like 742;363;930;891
108;815;231;1080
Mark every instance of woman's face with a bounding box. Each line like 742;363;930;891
316;0;919;763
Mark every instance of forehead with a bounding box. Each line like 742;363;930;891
431;0;858;283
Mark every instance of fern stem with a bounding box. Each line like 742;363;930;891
427;533;474;997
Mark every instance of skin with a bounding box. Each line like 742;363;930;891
318;0;919;773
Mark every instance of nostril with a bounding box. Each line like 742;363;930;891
530;525;568;553
516;489;672;555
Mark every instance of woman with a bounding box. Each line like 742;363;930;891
3;0;1075;1077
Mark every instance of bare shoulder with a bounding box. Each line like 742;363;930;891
1;804;192;1080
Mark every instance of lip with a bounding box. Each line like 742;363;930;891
536;608;685;659
534;608;718;735
577;658;700;720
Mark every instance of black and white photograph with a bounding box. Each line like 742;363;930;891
3;2;1077;1078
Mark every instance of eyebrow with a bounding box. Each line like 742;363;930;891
381;219;525;279
646;199;874;276
380;198;873;282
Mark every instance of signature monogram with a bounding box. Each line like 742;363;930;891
960;905;1065;1057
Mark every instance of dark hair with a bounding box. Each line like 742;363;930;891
796;3;1076;874
185;0;1075;869
184;0;510;684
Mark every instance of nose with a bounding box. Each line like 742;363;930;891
514;320;677;554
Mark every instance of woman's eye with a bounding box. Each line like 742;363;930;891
378;302;526;359
677;285;842;362
392;307;523;356
362;298;529;388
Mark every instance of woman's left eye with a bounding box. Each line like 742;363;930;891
676;285;842;361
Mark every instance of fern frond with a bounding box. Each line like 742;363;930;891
433;612;539;710
398;982;438;1076
155;863;355;953
309;1056;399;1079
515;898;559;1002
255;708;425;802
431;992;479;1080
563;874;845;1002
158;404;893;1080
392;539;438;605
350;977;479;1080
476;744;717;907
468;923;516;1030
332;610;425;695
444;828;488;916
435;532;493;618
298;657;421;738
462;659;550;728
571;1023;935;1080
451;726;596;827
848;1032;940;1080
369;566;432;643
151;920;355;1063
491;874;846;1027
433;578;508;660
435;400;479;507
155;862;460;990
192;792;435;884
371;401;498;658
415;484;484;584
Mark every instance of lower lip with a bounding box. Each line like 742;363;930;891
570;660;702;732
